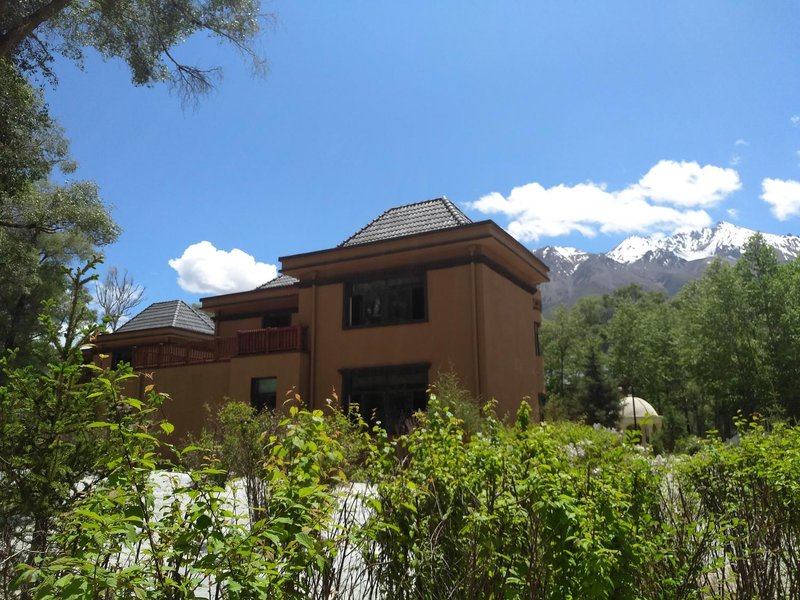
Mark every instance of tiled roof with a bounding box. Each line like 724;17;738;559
257;274;300;290
116;300;214;335
340;197;472;247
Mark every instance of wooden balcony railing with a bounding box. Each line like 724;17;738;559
132;326;306;369
236;326;304;355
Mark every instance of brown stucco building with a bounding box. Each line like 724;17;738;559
95;198;549;437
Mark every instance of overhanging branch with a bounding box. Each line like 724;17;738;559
0;0;74;58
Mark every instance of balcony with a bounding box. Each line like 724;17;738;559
132;326;306;369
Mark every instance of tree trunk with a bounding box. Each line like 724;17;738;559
0;0;74;58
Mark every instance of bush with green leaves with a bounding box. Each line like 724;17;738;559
362;394;800;599
7;353;800;599
675;417;800;599
364;394;671;599
14;389;375;599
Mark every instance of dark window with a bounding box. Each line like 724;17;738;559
534;322;542;356
262;312;292;328
346;273;426;327
343;364;428;435
250;377;277;412
112;347;133;368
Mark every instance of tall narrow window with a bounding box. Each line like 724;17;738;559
534;322;542;356
346;273;426;327
251;377;277;412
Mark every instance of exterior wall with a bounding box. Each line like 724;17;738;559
309;264;477;407
226;352;310;409
477;264;543;420
217;316;262;337
116;352;309;440
141;361;231;438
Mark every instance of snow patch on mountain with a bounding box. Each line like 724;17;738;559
608;222;800;264
536;246;591;275
607;236;660;264
533;221;800;311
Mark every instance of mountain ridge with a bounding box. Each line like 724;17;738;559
534;222;800;310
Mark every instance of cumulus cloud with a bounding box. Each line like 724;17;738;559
469;160;740;242
791;115;800;127
169;241;278;294
735;139;749;146
634;160;741;207
761;178;800;221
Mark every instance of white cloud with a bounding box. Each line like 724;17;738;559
791;115;800;126
634;160;741;207
761;178;800;221
169;241;278;294
734;139;749;146
727;208;739;219
469;160;740;242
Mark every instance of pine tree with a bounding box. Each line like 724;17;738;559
580;349;620;428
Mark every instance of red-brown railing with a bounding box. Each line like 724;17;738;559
237;326;303;355
132;326;305;369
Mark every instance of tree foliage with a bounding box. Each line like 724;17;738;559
579;348;620;428
540;236;800;446
0;59;118;364
0;0;268;96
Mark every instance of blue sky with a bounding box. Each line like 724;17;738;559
46;1;800;302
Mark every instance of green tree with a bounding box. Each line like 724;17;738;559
0;60;72;200
0;0;268;96
674;237;800;435
540;295;610;419
579;348;619;428
0;60;118;363
539;304;581;398
0;260;135;596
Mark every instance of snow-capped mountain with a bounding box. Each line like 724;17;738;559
608;222;800;264
534;222;800;310
535;246;591;276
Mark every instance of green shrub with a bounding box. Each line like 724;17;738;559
9;363;800;599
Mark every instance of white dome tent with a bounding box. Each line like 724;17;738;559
618;395;662;443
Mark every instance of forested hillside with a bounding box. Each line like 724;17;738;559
540;233;800;447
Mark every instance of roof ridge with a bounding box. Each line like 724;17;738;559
183;300;213;325
388;196;449;211
339;210;384;248
339;197;460;247
441;198;471;224
171;300;183;328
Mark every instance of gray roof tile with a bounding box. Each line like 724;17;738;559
116;300;214;335
340;197;472;247
257;274;299;290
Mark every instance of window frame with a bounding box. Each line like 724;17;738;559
250;376;277;412
340;363;430;434
343;270;428;329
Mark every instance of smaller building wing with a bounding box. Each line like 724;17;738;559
116;300;214;335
